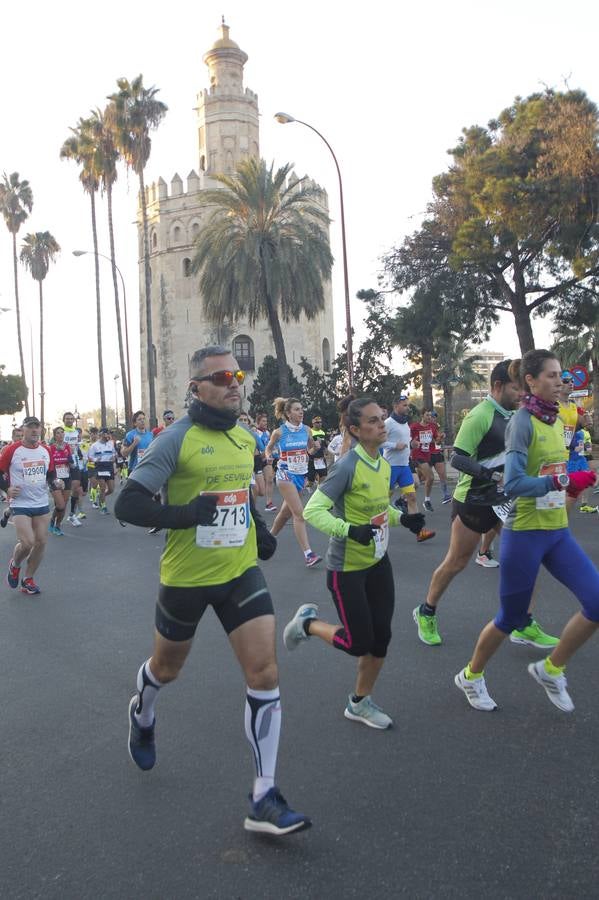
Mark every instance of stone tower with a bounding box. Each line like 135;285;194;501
137;22;335;417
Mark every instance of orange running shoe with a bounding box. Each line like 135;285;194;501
416;528;435;543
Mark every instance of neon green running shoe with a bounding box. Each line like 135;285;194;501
412;605;442;646
510;619;559;649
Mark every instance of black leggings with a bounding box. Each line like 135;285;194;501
326;554;395;658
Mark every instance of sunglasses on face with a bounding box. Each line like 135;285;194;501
193;370;245;387
164;415;175;421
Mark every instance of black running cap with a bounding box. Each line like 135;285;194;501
22;416;41;426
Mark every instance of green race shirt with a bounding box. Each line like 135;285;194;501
129;416;257;586
504;408;568;531
304;443;400;571
453;397;512;505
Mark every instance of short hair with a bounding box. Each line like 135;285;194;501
347;397;376;434
190;345;231;377
132;410;145;422
520;349;558;384
490;359;514;387
62;411;74;419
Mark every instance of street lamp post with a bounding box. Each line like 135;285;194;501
114;375;120;429
72;250;132;418
274;112;354;390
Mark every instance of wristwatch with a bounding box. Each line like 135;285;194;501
490;471;502;483
556;473;569;488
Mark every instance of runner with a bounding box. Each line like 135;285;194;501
285;397;426;728
48;427;75;535
265;398;322;568
413;358;558;649
454;349;599;713
88;427;117;514
114;345;310;835
410;410;438;511
152;410;175;438
429;413;452;504
122;411;153;474
382;395;435;543
62;412;84;527
307;415;328;489
0;426;23;529
558;372;585;513
253;412;276;512
0;416;59;594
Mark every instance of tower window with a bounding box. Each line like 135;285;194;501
173;225;181;244
233;335;255;372
183;258;192;277
322;338;331;373
151;231;158;250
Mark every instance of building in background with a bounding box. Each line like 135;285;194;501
466;350;506;402
137;22;335;415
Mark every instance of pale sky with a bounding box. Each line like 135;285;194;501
1;0;597;437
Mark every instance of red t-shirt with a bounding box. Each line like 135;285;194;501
49;444;73;480
410;422;439;462
151;426;164;437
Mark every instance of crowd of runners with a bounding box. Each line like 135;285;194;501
2;345;599;836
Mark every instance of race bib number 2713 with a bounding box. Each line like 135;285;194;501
195;489;250;548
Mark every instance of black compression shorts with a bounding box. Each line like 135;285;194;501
451;499;501;535
155;566;274;641
430;452;444;465
253;456;265;474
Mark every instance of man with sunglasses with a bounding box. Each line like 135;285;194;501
152;410;176;438
115;345;310;837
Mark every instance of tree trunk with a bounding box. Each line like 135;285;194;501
444;384;455;444
13;233;29;416
139;169;156;427
39;280;45;433
512;296;536;354
90;191;107;427
106;184;131;424
260;246;290;395
421;351;433;409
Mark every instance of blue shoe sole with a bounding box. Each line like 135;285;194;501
128;696;156;770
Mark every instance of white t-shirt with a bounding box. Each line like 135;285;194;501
382;417;411;467
0;442;51;509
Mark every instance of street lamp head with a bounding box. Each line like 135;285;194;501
72;250;87;257
274;112;295;124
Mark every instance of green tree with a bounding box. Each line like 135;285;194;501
0;366;27;415
431;339;485;443
247;355;302;420
297;357;339;428
19;232;61;430
384;89;599;353
191;158;333;396
107;76;167;426
89;106;132;424
551;285;599;427
60;117;107;426
0;172;33;415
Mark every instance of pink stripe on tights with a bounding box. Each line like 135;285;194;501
331;570;352;650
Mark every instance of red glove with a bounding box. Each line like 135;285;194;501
566;470;597;498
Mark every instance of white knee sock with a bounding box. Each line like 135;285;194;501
245;686;281;802
134;660;163;727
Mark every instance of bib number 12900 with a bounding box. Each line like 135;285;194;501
195;489;250;548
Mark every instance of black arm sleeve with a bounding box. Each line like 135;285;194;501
114;479;200;529
250;493;277;560
450;449;494;481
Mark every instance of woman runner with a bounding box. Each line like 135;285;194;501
283;397;427;728
265;397;322;568
48;427;73;535
455;350;599;713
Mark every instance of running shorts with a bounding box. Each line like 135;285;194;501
253;456;265;474
389;465;415;493
95;464;115;482
155;566;274;641
275;467;306;492
430;452;445;465
451;499;500;535
69;467;81;483
12;506;50;517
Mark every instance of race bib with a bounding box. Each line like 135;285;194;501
492;499;513;523
563;426;574;450
314;458;327;470
22;460;46;484
536;462;567;510
419;430;433;452
137;448;146;461
97;469;112;478
370;510;389;560
284;449;307;474
195;489;250;548
55;464;70;480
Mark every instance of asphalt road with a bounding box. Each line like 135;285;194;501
2;483;599;899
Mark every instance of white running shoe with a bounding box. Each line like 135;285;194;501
344;695;393;729
454;668;497;711
283;603;318;650
68;515;82;528
475;551;500;569
527;660;574;712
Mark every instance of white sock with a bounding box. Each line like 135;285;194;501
303;549;312;559
245;687;281;802
134;660;163;727
425;496;431;502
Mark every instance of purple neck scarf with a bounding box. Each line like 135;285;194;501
522;393;559;426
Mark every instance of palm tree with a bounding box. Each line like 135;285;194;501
60;117;107;426
432;339;486;443
20;232;61;430
191;158;333;395
89;106;132;424
0;172;33;415
107;76;167;426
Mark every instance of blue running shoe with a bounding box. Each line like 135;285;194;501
128;695;156;770
20;577;41;595
6;558;20;589
283;603;318;650
244;787;311;835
